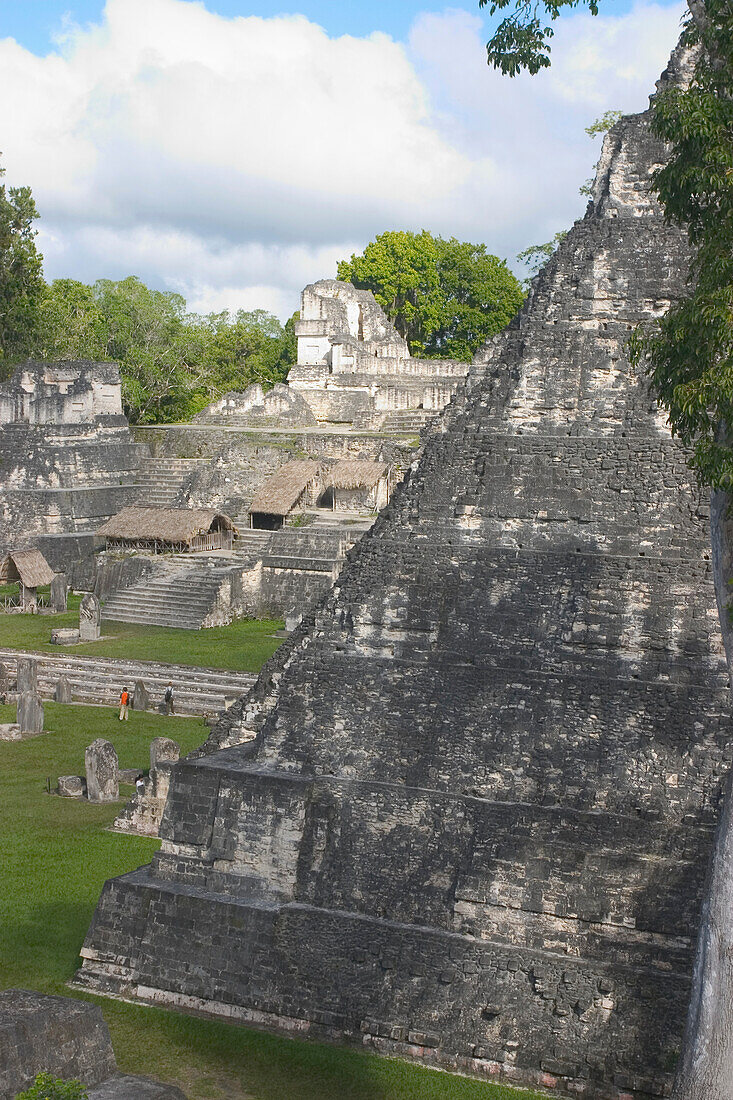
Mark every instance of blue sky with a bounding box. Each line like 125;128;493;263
0;0;685;317
0;0;662;54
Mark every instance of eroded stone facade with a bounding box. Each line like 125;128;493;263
0;361;145;578
75;47;724;1099
288;280;469;426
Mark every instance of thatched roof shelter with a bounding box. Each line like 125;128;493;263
0;548;55;589
328;460;388;490
249;460;321;517
98;507;236;550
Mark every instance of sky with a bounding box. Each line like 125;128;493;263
0;0;687;319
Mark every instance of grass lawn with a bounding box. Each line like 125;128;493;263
0;598;283;672
0;701;545;1100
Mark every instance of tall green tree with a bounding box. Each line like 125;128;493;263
37;279;108;362
36;275;295;424
337;229;524;360
481;1;733;1096
0;156;44;370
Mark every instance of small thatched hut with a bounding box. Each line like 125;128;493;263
98;508;236;553
0;548;56;610
319;460;390;512
248;460;321;529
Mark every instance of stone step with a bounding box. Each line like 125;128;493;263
0;648;254;716
262;556;339;572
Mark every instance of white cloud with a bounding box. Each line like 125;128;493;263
0;0;685;317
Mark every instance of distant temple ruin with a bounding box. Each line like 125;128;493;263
0;361;144;580
194;280;471;433
289;280;469;428
75;44;725;1099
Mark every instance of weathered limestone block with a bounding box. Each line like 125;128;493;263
50;572;68;612
58;775;85;798
150;737;179;770
17;692;43;735
79;592;101;641
85;739;118;802
0;988;187;1100
133;680;149;711
0;989;117;1098
16;657;37;695
51;627;81;645
55;676;72;704
112;760;176;838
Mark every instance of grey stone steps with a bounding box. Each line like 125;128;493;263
263;556;337;573
0;648;254;715
100;558;235;629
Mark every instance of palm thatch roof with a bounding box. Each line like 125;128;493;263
249;460;321;516
328;460;389;490
0;548;55;588
97;507;235;542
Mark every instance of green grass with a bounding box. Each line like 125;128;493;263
0;602;283;672
0;701;545;1100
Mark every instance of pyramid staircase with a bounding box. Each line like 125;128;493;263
377;409;434;432
101;558;236;630
134;457;207;507
0;648;254;716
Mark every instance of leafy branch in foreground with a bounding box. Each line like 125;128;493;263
479;0;599;75
631;4;733;489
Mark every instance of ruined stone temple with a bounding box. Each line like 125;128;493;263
196;279;471;432
288;279;470;428
76;49;731;1098
0;361;144;573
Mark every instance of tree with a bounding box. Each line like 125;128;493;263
337;230;524;360
37;279;108;362
34;275;296;424
0;155;44;370
481;1;733;1096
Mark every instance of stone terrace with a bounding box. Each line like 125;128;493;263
0;649;254;716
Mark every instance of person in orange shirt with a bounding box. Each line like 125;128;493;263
119;687;130;721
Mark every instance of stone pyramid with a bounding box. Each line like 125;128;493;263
76;45;732;1100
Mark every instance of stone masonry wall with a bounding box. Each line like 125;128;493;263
0;362;145;562
75;45;723;1100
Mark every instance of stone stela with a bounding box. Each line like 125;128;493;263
79;593;101;642
85;739;119;803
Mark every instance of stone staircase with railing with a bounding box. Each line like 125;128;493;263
0;648;254;716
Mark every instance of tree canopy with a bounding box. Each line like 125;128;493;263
337;230;524;361
630;2;733;491
30;276;295;425
0;155;44;367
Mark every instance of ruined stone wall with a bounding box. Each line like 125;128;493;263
289;280;470;425
0;362;146;570
0;361;122;425
75;47;720;1100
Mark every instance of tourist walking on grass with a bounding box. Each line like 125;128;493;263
118;687;130;721
164;682;175;716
